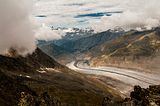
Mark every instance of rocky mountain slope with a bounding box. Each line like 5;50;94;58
84;28;160;73
60;30;123;52
0;48;122;106
38;41;74;64
38;30;124;64
39;27;160;73
103;85;160;106
53;27;94;46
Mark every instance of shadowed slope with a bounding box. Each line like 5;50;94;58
0;48;120;105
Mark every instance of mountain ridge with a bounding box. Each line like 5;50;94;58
0;48;121;105
87;28;160;72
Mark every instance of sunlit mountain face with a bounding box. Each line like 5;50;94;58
33;0;123;29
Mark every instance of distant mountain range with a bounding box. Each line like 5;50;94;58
85;27;160;73
59;29;123;52
39;27;160;72
53;27;95;46
38;28;124;64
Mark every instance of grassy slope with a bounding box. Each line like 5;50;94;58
86;28;160;72
0;48;121;106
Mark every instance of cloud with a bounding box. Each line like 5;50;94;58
34;0;160;31
90;0;160;31
0;0;36;56
35;24;64;41
33;0;119;28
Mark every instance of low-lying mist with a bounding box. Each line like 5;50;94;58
0;0;36;56
35;24;64;41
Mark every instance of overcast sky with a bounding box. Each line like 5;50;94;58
33;0;160;31
33;0;123;28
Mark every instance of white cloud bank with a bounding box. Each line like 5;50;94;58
0;0;36;56
33;0;120;28
35;24;63;41
91;0;160;31
0;0;64;56
34;0;160;32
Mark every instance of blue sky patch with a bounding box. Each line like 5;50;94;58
74;11;122;18
75;12;112;18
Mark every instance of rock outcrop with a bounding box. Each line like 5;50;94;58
103;85;160;106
